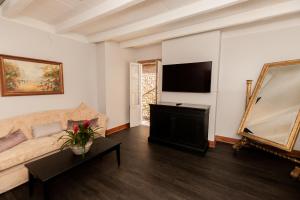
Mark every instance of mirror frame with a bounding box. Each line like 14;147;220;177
238;59;300;152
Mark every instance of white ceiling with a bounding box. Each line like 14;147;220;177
0;0;300;47
71;0;200;35
20;0;108;25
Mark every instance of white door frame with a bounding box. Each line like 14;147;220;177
129;62;142;127
156;60;162;103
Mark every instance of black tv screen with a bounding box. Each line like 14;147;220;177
162;61;212;93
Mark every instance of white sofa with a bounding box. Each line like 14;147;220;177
0;103;107;194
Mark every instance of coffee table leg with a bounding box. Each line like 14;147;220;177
43;182;48;200
36;180;47;200
29;174;47;200
116;145;120;167
29;173;34;196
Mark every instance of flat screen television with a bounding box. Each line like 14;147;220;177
162;61;212;93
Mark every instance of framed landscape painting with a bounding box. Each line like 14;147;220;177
0;55;64;96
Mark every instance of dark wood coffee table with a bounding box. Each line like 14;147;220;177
25;137;121;200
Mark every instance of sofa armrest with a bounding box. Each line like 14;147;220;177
96;113;107;137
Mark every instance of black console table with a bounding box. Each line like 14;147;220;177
149;102;209;154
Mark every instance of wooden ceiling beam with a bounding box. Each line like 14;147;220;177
1;0;34;18
56;0;145;33
88;0;247;43
120;0;300;48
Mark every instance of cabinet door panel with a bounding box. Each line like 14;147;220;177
150;108;171;140
173;111;205;147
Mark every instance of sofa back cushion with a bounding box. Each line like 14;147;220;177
0;129;27;153
0;118;31;139
0;120;14;138
23;109;72;138
25;110;68;129
65;103;107;131
32;121;63;138
66;103;98;121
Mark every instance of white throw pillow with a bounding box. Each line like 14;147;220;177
32;121;63;138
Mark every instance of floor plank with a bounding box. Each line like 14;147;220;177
0;126;299;200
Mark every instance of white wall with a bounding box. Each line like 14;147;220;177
0;17;98;119
217;24;300;150
162;31;221;141
96;42;134;129
132;44;162;61
159;22;300;150
96;43;106;114
105;42;133;129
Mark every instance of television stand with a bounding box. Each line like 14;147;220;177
149;102;209;154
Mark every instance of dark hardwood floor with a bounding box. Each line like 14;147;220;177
1;126;299;200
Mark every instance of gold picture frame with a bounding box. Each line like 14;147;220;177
238;59;300;152
0;54;64;96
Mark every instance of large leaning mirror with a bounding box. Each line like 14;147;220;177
238;60;300;152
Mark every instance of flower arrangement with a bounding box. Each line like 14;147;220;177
59;120;99;155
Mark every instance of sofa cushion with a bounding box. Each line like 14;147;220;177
0;132;66;171
66;103;98;121
0;130;27;153
0;121;14;138
24;110;70;137
0;118;29;139
95;128;106;138
32;121;63;138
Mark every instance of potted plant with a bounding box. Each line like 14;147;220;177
59;120;99;155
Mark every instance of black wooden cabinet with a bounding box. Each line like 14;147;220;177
149;103;209;154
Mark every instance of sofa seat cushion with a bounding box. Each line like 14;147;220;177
0;132;65;171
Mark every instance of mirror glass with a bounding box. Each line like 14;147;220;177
243;63;300;147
